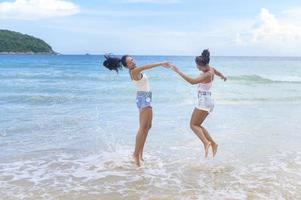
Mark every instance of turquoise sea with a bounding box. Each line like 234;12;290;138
1;55;301;199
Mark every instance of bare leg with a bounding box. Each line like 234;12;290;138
201;127;218;157
133;107;152;166
139;107;152;161
133;132;143;167
190;109;211;158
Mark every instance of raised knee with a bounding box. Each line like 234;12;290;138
148;123;152;130
190;123;196;130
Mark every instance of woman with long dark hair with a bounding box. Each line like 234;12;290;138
103;55;170;166
170;50;227;158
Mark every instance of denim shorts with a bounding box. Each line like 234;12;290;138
196;91;214;112
136;91;152;110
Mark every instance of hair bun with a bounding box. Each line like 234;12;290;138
201;49;210;65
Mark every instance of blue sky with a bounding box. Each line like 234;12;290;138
1;0;301;56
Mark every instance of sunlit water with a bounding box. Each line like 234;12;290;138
1;55;301;199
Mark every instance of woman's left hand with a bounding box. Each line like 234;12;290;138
170;65;179;73
160;61;171;68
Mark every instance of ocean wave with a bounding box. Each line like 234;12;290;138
1;94;86;104
218;96;301;103
0;150;301;199
6;72;301;84
0;73;125;82
229;74;301;84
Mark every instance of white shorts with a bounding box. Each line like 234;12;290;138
196;91;214;112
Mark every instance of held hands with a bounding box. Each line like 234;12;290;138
159;61;179;73
167;63;180;73
160;61;171;68
221;76;227;81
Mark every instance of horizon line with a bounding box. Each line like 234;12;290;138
1;53;301;58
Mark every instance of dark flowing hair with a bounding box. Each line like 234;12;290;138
102;54;130;73
195;49;210;66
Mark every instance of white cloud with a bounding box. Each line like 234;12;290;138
123;0;181;4
282;7;301;19
0;0;80;20
236;8;301;50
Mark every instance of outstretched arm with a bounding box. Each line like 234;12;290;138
213;67;227;81
171;65;209;85
132;61;170;74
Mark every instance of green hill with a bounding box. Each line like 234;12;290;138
0;30;55;54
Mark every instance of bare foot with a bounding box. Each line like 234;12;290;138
139;152;144;161
140;154;144;162
204;142;211;158
133;154;140;167
211;143;218;157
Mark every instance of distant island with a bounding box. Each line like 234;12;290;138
0;30;56;54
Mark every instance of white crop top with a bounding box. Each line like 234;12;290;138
132;74;150;92
197;72;213;92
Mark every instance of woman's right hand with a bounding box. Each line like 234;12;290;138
160;61;171;68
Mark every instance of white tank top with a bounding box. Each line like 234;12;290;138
198;72;213;92
132;74;150;92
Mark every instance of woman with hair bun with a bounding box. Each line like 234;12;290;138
170;49;227;158
103;54;170;166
